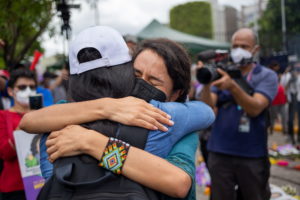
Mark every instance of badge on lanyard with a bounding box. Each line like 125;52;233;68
238;112;250;133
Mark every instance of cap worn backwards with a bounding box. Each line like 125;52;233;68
69;26;132;75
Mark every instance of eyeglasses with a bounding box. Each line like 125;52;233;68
16;84;36;91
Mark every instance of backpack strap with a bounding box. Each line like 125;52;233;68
116;124;148;149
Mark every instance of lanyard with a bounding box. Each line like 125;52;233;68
246;64;256;82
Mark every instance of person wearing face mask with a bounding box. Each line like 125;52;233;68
200;28;278;200
0;68;37;200
281;62;300;144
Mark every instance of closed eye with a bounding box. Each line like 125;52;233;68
134;69;142;78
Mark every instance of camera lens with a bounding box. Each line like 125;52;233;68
196;66;221;84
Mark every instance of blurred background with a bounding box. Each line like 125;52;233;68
0;0;299;74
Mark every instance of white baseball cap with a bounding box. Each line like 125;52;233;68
69;26;132;75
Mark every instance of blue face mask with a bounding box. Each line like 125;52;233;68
131;78;166;102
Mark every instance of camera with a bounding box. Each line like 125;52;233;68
29;94;43;110
196;50;238;84
196;50;254;95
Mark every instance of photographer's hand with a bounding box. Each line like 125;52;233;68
211;68;237;90
213;68;270;117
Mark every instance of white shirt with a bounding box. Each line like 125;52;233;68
281;72;300;102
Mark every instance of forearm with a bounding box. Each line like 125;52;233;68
229;82;267;117
124;147;191;198
19;98;112;133
84;131;191;198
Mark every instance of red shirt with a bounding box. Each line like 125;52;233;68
272;84;287;105
0;110;24;192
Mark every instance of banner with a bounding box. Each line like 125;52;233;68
14;130;45;200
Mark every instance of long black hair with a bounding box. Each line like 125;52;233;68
68;47;135;137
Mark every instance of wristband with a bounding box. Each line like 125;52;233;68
99;137;130;174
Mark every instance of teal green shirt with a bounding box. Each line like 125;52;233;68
165;132;198;200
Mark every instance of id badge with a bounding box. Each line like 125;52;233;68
238;114;250;133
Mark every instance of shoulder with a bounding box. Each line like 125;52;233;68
169;133;198;155
0;110;15;123
0;110;11;117
255;65;277;81
151;99;209;110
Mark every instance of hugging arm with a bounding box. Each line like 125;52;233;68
46;125;192;198
19;97;173;133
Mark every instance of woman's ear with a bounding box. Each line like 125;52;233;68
169;90;182;102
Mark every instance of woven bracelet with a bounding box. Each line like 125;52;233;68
99;137;130;174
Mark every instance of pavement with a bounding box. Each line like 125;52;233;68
196;131;300;199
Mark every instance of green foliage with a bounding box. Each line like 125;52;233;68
0;0;54;70
258;0;300;55
170;1;213;39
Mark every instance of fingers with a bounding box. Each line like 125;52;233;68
142;114;169;132
149;112;174;126
48;130;60;139
146;110;174;127
149;105;171;119
216;68;228;75
135;119;159;131
46;137;56;148
133;110;174;132
211;78;223;87
48;151;59;162
46;144;57;155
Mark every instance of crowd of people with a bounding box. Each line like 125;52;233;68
0;24;298;200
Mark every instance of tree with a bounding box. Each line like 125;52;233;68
0;0;53;70
170;2;213;39
258;0;300;56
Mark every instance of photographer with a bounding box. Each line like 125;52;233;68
200;28;278;200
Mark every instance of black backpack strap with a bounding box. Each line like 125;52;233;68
116;124;149;149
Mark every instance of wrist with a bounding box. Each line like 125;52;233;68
95;98;113;120
99;137;131;174
228;80;239;93
82;130;109;160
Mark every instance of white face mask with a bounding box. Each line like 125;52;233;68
15;87;37;106
230;47;252;64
